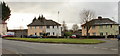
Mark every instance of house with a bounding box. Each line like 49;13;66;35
8;29;28;37
0;18;7;35
81;16;119;37
27;15;61;36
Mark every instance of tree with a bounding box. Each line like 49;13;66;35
32;17;37;22
62;21;67;32
80;9;95;38
62;21;68;37
1;2;11;22
72;24;79;32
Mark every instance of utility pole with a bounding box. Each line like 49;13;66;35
20;19;23;38
57;11;59;38
58;11;59;23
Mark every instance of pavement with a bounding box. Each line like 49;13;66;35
2;49;17;54
2;38;119;54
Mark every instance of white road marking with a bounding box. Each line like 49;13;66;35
101;48;108;49
50;44;67;45
93;47;99;48
111;49;118;51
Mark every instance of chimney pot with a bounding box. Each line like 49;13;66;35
98;16;102;19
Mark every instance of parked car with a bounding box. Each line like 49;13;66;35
70;35;77;38
27;35;42;38
2;34;14;38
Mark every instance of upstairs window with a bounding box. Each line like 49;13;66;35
106;32;108;35
47;26;50;29
53;26;54;28
106;25;108;28
57;26;59;28
84;26;86;29
39;26;43;29
35;26;36;29
100;25;103;29
30;26;32;29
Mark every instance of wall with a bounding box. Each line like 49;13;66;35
82;25;119;36
28;26;62;36
82;26;99;36
28;26;46;36
46;26;61;36
98;25;119;35
0;24;7;35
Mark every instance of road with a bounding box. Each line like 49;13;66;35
2;38;118;54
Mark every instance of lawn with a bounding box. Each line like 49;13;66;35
4;37;106;44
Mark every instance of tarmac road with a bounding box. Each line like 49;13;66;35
2;38;118;54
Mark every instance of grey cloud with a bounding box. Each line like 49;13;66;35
5;2;118;29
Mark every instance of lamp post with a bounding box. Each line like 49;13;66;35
20;19;24;38
57;11;60;38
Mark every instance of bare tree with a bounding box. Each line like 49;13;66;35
62;21;67;32
72;24;79;32
80;9;95;38
62;21;68;37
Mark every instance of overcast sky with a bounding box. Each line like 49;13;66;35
1;0;119;29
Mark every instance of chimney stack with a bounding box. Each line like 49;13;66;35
98;16;102;19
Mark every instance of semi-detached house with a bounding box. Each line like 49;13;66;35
27;15;62;36
81;16;119;36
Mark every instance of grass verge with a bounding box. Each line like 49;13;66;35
4;37;106;44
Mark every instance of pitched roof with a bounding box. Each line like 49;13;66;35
27;15;61;26
8;29;28;31
81;17;119;26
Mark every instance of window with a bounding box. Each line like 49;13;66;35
47;26;50;28
53;26;54;28
57;26;59;28
92;26;95;29
87;33;90;36
47;32;50;35
39;26;43;29
93;32;96;36
106;25;108;28
106;32;108;35
35;33;37;35
84;26;85;29
53;32;55;35
100;25;103;29
35;26;36;29
39;33;43;35
30;26;32;29
110;25;112;28
100;32;103;36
